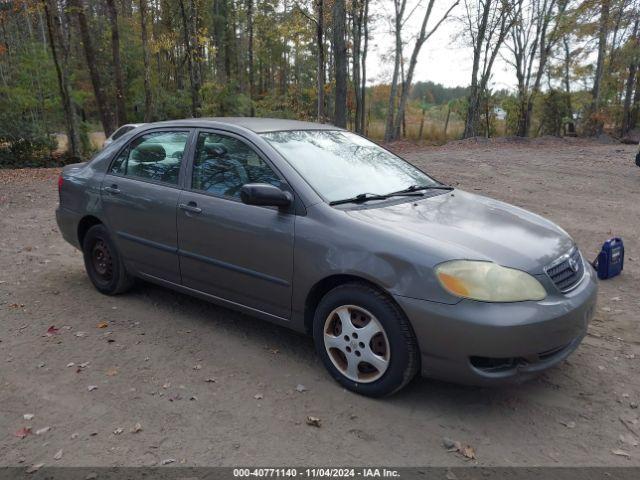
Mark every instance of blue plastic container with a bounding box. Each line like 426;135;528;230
594;237;624;280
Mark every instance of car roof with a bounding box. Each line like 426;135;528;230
143;117;343;134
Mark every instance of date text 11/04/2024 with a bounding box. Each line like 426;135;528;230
232;468;401;478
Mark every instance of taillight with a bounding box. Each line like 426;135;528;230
58;174;64;195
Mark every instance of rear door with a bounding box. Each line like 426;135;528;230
101;129;193;284
177;130;295;319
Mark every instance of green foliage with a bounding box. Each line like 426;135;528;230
201;82;253;117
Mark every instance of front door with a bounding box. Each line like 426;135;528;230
101;129;192;284
177;131;295;319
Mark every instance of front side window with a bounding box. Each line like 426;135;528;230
110;131;189;185
261;130;438;203
191;132;283;199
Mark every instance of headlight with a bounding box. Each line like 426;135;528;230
435;260;546;302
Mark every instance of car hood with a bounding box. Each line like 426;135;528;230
345;189;575;273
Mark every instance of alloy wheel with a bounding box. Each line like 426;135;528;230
323;305;390;383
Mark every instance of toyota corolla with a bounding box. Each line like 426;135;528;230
56;118;598;397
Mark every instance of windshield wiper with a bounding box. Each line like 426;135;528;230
389;184;454;195
329;191;424;206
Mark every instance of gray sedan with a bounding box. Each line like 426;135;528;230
56;118;597;397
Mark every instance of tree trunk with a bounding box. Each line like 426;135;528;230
359;0;369;134
621;18;639;136
384;0;405;142
443;103;451;139
463;0;491;139
352;0;363;133
139;0;153;121
69;0;116;137
106;0;126;125
247;0;255;116
178;0;201;117
42;0;81;157
589;0;610;136
316;0;325;122
391;0;458;140
332;0;347;127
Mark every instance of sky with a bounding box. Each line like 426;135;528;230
365;0;516;90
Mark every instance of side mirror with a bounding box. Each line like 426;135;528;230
240;183;293;208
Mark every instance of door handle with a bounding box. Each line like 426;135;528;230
179;202;202;214
103;184;120;194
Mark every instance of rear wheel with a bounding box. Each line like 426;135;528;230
82;224;133;295
313;283;419;397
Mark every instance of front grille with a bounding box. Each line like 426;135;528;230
545;248;585;293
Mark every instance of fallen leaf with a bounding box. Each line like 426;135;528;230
459;445;476;459
443;437;476;459
79;362;90;369
97;322;109;329
205;378;216;383
193;364;202;370
306;416;321;427
15;427;31;438
612;449;631;458
70;432;79;439
88;385;98;392
254;393;263;400
189;395;198;401
131;423;142;433
66;362;75;368
46;325;59;336
162;458;176;465
54;449;63;460
35;426;50;435
26;463;44;474
75;332;87;338
113;428;124;435
560;420;576;429
296;384;307;393
23;414;34;421
445;469;457;480
106;367;118;377
162;383;171;389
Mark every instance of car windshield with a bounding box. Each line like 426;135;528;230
260;130;438;203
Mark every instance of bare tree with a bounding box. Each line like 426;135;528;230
462;0;515;138
390;0;460;141
506;0;567;136
42;0;81;157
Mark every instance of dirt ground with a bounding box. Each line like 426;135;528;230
0;138;639;468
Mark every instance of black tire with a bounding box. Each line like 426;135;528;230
312;282;419;397
82;224;134;295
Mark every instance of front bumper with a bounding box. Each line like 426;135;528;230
395;264;598;386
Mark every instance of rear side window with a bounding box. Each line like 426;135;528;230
110;131;189;185
191;132;284;198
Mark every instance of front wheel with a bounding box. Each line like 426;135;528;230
313;283;419;397
82;224;133;295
